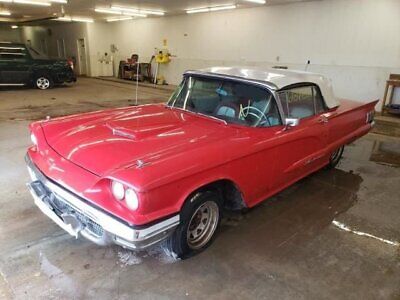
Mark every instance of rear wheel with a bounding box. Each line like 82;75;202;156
35;75;53;90
166;190;222;259
327;145;344;168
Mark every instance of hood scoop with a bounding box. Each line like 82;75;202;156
106;121;181;141
107;123;137;140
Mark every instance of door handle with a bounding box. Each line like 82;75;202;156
318;116;328;123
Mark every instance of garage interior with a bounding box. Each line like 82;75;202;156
0;0;400;299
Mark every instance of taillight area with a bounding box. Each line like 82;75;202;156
67;59;74;70
366;110;375;124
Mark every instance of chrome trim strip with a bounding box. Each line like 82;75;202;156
25;154;180;249
0;83;25;86
184;70;279;90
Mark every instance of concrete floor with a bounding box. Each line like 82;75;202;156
0;78;399;299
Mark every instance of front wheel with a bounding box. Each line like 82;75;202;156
35;75;53;90
327;145;344;169
165;190;222;259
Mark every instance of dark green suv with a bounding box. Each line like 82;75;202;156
0;42;76;90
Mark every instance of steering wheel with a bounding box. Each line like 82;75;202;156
240;105;270;126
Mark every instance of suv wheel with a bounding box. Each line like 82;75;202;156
166;190;222;259
35;75;53;90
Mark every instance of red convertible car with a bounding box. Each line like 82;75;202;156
26;67;377;258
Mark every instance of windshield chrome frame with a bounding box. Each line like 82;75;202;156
167;72;286;128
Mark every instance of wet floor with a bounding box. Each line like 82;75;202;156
0;78;399;299
369;140;400;167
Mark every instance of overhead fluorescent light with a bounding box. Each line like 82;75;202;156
0;0;12;2
56;16;94;23
106;16;133;22
210;5;237;11
72;17;93;23
95;7;146;17
111;5;138;13
139;9;164;16
11;25;18;28
111;5;164;16
13;0;51;6
243;0;266;3
123;12;146;17
186;7;210;14
186;4;236;14
50;0;67;3
56;16;71;21
95;8;122;15
186;8;209;14
0;10;11;15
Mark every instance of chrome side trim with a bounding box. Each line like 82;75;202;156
0;83;25;86
184;70;278;90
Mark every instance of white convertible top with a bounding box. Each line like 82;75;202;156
187;66;340;109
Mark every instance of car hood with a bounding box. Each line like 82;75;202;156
41;104;234;177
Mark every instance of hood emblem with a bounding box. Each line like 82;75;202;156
136;159;150;169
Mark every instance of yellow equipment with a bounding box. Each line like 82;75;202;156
155;48;171;64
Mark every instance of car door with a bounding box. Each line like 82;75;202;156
0;44;32;85
272;84;329;190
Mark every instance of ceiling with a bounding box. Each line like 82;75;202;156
0;0;310;24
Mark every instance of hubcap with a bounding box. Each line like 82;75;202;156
187;201;219;250
330;147;342;163
37;77;50;89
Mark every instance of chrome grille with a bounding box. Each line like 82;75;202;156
50;192;104;237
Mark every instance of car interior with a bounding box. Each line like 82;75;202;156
169;76;282;127
278;85;326;120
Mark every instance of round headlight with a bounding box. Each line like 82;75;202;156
31;133;38;146
111;181;125;200
125;188;139;210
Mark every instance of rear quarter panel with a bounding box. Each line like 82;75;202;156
326;99;378;151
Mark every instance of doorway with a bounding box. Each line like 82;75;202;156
57;39;66;58
40;39;48;55
76;38;87;76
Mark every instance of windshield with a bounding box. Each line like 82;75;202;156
27;46;48;59
167;76;281;127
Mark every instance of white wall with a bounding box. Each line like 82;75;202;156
20;0;400;107
20;26;48;52
0;25;22;43
106;0;400;107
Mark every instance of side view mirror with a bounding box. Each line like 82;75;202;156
284;117;300;129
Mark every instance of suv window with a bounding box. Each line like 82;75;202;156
27;46;48;59
278;84;326;119
0;45;28;60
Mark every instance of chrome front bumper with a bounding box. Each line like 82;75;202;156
25;155;179;250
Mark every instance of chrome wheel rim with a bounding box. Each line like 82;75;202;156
187;201;219;250
37;77;50;89
330;147;342;163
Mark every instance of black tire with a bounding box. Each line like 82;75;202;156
165;190;222;259
327;145;344;169
35;75;54;90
